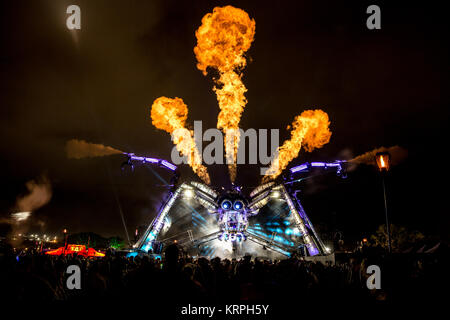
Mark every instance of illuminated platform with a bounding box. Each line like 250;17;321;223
123;154;345;259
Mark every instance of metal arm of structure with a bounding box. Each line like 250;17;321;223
278;184;324;256
277;161;347;255
246;231;292;257
121;153;179;173
246;183;326;256
133;184;185;251
285;160;347;183
291;191;328;254
192;231;222;247
133;182;219;253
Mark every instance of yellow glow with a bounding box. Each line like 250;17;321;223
184;189;195;198
380;156;386;168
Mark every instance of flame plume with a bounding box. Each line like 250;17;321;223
66;139;123;159
151;97;210;184
194;5;256;182
262;110;332;182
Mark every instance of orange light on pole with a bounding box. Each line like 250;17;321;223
63;228;68;252
375;151;392;253
375;151;391;171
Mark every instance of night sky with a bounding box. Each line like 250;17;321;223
1;1;447;242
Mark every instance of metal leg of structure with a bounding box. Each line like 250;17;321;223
382;176;391;253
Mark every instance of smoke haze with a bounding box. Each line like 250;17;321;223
351;145;408;167
66;139;123;159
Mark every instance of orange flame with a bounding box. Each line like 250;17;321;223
151;97;210;184
262;110;332;182
380;156;386;168
194;6;255;181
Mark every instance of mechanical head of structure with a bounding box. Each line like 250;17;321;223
215;189;255;242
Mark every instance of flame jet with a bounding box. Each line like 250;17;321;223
262;110;332;182
151;97;210;184
194;6;256;182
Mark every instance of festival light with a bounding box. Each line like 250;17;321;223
161;160;177;171
45;244;105;257
375;151;390;172
221;200;232;210
271;191;281;198
290;164;308;173
184;189;195;199
125;153;177;170
375;151;392;253
233;200;243;210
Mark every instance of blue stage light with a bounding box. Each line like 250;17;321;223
233;200;243;210
221;200;232;210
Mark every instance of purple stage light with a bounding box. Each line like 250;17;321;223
311;162;325;167
290;161;345;175
326;163;340;167
125;153;159;163
290;164;308;173
123;153;178;173
161;160;177;171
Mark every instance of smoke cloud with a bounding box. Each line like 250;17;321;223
350;145;408;167
2;173;53;233
66;139;123;159
14;173;52;215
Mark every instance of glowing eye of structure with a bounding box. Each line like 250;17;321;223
221;200;232;210
233;200;244;210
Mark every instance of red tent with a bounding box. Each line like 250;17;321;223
45;244;105;257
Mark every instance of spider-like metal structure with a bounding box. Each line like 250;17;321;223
123;153;346;259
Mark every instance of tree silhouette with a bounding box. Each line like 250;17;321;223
369;224;424;252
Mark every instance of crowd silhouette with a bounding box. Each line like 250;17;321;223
0;242;443;308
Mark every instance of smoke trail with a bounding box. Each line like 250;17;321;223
66;139;123;159
262;110;332;182
151;96;211;184
14;173;52;215
194;5;256;182
4;172;52;237
350;145;408;167
11;212;31;222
